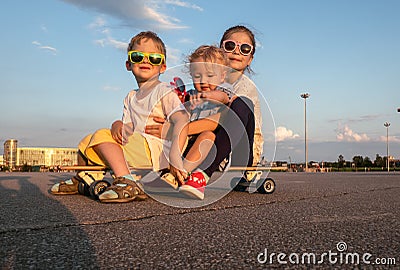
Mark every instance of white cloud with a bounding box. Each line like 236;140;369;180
275;126;300;142
94;39;105;47
378;135;400;143
40;25;48;32
90;16;183;64
32;41;57;55
164;0;203;11
165;45;182;66
329;114;383;124
103;85;121;92
142;5;186;30
88;16;107;29
89;16;128;51
94;36;128;51
178;38;195;44
336;125;370;142
62;0;202;30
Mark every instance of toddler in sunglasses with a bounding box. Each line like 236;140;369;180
51;31;189;203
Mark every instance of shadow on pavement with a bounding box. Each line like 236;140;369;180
0;174;100;269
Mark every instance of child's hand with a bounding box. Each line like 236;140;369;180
199;92;212;99
145;117;171;139
200;91;229;105
169;165;187;186
190;93;206;109
111;120;123;144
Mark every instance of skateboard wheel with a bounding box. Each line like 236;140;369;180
233;184;247;192
89;180;111;198
231;177;248;191
257;178;276;194
78;181;90;196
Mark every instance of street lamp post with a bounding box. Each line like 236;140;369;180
301;93;310;172
384;122;390;172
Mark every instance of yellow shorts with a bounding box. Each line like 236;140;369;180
78;129;152;168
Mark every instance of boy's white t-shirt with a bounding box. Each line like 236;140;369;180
122;82;186;170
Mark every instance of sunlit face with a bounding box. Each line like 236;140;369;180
125;38;166;84
222;31;253;73
190;59;226;92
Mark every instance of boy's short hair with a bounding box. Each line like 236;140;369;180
127;31;166;58
188;45;228;66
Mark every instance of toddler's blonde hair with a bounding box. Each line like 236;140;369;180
188;45;228;66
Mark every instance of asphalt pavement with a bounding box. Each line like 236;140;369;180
0;171;399;269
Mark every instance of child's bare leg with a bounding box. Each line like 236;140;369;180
93;142;130;177
179;131;214;200
183;131;215;172
95;142;148;203
77;151;89;165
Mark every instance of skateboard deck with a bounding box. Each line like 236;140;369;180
60;165;276;194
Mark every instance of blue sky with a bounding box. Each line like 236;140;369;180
1;0;399;163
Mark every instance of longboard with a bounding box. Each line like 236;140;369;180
60;165;276;195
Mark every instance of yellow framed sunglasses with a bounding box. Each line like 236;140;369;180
128;50;165;66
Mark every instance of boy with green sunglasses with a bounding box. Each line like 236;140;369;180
51;31;189;203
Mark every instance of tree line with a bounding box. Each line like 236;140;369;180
332;154;398;169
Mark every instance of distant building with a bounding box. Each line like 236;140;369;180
3;139;78;169
17;147;78;167
4;139;18;169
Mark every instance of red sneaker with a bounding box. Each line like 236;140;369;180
179;171;207;200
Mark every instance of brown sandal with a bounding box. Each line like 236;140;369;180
99;177;148;203
160;172;179;190
50;176;80;195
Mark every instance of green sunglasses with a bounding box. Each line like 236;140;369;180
128;50;165;66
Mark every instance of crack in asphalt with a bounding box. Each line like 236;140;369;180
1;186;399;234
